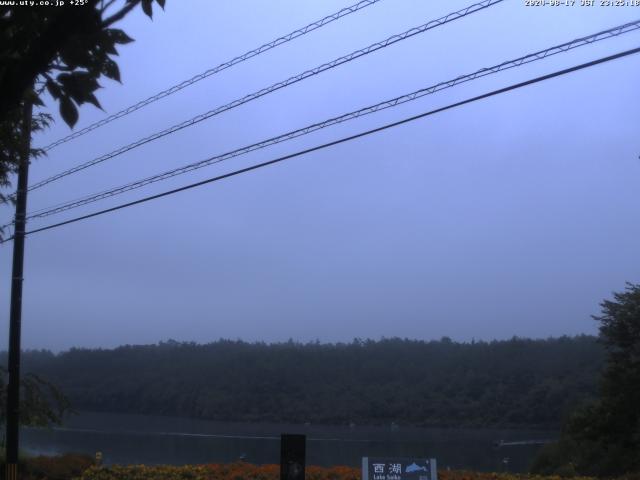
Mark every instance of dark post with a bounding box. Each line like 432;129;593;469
280;434;306;480
5;99;33;480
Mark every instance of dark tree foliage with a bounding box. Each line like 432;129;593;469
1;336;603;429
0;366;71;428
0;109;51;207
532;284;640;477
0;0;165;126
0;0;166;222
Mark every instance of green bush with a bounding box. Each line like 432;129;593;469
530;440;578;476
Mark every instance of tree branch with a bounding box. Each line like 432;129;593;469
102;1;139;27
49;63;75;72
100;0;118;14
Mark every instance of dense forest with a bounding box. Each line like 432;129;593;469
1;336;602;429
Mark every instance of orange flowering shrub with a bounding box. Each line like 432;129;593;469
25;453;94;479
438;472;597;480
77;463;361;480
0;453;94;480
76;464;605;480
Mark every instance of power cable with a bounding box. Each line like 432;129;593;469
21;19;640;223
40;0;386;152
5;45;637;242
28;0;504;192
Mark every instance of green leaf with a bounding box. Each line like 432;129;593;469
45;80;62;100
97;29;119;55
57;71;101;106
107;28;134;45
102;41;119;56
59;96;78;128
60;42;91;69
85;93;103;110
102;58;121;82
141;0;153;18
26;88;45;107
57;73;84;104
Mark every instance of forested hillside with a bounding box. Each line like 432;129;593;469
3;336;602;428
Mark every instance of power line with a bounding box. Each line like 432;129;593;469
39;0;385;152
28;0;504;192
21;19;640;223
7;45;638;242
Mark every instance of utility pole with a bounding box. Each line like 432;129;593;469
5;98;33;480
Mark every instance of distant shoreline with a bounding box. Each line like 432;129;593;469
5;336;601;431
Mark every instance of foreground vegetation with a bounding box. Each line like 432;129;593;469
2;335;602;429
531;284;640;477
75;464;605;480
0;453;93;480
3;458;637;480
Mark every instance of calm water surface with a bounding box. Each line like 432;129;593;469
21;412;556;472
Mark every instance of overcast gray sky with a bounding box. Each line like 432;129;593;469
1;0;639;351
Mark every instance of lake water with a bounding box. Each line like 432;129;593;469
21;412;556;472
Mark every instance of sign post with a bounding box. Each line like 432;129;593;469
5;97;33;480
363;457;437;480
280;434;305;480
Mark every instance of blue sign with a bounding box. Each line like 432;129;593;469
362;458;437;480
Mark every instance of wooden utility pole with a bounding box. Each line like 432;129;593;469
5;98;33;480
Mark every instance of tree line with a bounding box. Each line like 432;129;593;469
1;335;602;429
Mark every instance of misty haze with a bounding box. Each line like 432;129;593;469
0;1;639;479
